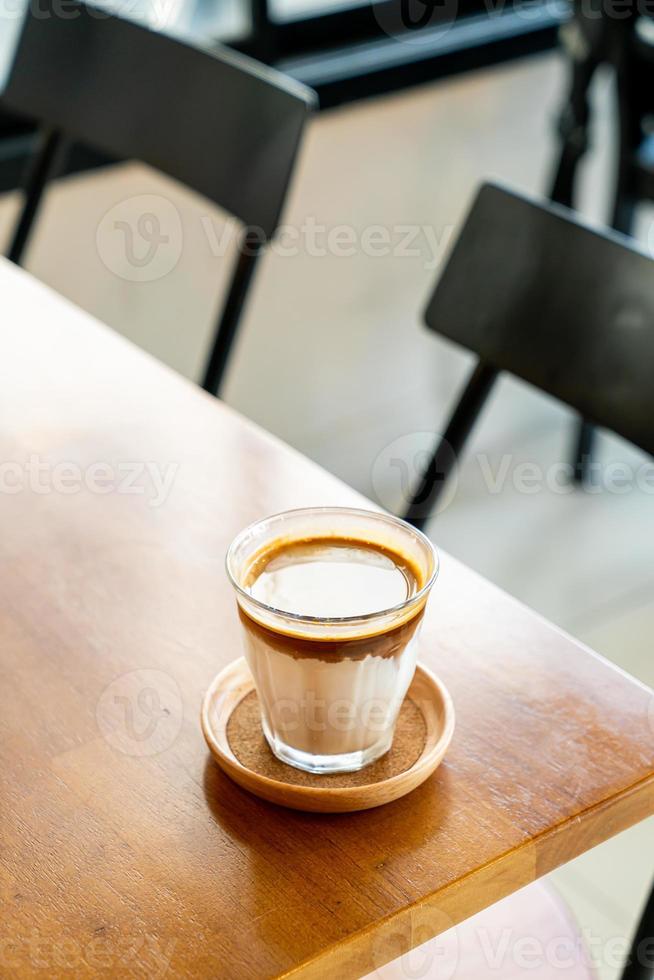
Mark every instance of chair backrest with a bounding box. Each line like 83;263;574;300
0;0;316;238
424;182;654;456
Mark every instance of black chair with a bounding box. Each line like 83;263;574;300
0;0;315;396
550;1;654;480
402;182;654;980
403;181;654;520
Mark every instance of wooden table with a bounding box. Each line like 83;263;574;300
1;258;653;979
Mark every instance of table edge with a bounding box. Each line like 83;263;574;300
278;770;654;980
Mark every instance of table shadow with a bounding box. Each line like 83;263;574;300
202;751;454;851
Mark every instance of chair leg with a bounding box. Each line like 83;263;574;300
571;26;640;486
402;362;498;533
549;32;598;210
250;0;277;61
7;128;66;266
621;880;654;980
610;87;640;239
201;230;263;398
550;25;601;484
571;418;596;486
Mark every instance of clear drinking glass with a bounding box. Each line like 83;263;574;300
226;507;438;774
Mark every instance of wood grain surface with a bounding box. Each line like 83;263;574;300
1;258;653;979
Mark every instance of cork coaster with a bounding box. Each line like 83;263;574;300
201;658;455;812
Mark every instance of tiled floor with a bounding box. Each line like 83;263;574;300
2;49;652;979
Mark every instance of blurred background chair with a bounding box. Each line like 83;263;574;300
549;1;654;483
403;181;654;527
0;0;315;396
401;180;654;980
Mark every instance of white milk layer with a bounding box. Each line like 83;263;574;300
241;626;422;757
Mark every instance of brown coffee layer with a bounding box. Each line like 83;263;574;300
237;602;425;662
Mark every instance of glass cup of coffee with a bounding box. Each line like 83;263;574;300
226;507;438;774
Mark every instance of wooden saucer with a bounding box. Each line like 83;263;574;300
201;658;455;813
